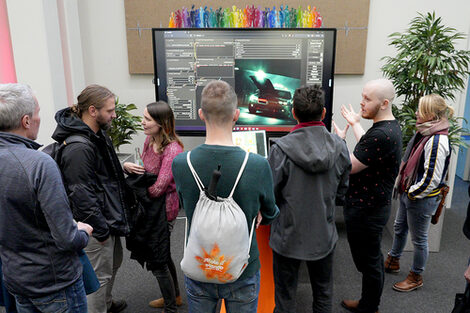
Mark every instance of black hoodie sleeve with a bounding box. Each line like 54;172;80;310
60;142;110;242
336;140;352;206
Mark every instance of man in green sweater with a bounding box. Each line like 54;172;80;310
172;80;279;313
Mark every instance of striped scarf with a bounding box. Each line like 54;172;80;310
396;118;449;195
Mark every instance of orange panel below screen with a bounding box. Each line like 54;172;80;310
219;225;275;313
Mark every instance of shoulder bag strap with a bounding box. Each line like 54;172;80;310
228;151;250;198
246;215;257;253
186;151;205;192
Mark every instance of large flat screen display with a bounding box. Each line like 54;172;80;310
153;28;336;135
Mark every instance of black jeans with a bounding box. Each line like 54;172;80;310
167;256;180;297
273;250;334;313
152;263;177;313
344;204;390;313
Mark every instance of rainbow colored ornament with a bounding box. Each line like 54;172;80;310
168;5;323;28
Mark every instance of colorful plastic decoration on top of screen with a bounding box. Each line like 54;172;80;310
169;12;175;28
168;5;323;29
182;7;189;28
175;10;182;28
217;7;223;27
224;7;229;27
316;12;323;27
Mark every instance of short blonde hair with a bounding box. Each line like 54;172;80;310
201;80;237;125
418;94;454;121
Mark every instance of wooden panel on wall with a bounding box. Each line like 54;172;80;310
124;0;370;75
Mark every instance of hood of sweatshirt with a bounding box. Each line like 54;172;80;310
52;108;100;142
274;125;344;174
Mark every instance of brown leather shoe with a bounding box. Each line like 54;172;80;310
384;254;400;273
149;295;183;308
341;299;359;312
393;271;423;292
341;299;379;313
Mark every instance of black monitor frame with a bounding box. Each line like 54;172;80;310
152;28;336;137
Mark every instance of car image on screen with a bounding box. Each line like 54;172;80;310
247;75;293;119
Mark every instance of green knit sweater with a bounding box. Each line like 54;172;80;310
172;144;279;280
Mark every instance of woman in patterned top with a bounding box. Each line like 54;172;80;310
385;94;452;292
124;101;184;312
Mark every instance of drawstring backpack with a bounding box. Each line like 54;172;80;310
180;151;256;284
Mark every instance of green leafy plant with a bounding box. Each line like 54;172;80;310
381;11;470;151
108;98;142;151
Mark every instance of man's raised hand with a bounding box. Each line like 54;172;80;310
341;104;361;126
332;121;349;140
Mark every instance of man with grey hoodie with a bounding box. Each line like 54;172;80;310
268;84;351;313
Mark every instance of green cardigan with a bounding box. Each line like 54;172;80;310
172;144;279;280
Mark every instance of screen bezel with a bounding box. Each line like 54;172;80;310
152;28;337;137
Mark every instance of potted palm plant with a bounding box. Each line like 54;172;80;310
108;97;142;164
381;12;470;151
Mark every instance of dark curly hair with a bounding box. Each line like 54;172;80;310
292;84;325;122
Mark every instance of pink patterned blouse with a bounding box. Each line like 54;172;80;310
141;137;183;221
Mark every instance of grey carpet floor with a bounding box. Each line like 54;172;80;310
99;177;470;312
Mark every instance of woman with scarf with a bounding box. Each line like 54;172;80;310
384;94;453;292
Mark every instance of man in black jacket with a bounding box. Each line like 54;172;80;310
52;84;129;313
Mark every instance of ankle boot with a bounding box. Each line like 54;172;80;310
384;255;400;273
393;271;423;292
341;299;379;313
149;295;183;308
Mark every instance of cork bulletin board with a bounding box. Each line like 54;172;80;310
124;0;370;75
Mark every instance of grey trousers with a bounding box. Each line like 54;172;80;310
85;235;123;313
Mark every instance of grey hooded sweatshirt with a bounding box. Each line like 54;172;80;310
268;125;351;260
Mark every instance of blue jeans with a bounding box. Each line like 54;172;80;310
389;193;439;274
13;277;87;313
185;271;260;313
0;259;16;313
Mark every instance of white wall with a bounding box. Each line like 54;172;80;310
6;0;68;145
76;1;156;153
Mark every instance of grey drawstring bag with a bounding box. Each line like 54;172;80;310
181;151;256;284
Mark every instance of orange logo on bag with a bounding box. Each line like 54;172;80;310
195;243;234;282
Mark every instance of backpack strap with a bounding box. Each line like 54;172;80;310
247;215;257;252
186;151;205;192
56;134;90;164
63;135;89;146
228;151;249;198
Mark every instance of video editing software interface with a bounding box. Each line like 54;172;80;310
153;28;336;134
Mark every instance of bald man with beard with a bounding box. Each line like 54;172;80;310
333;79;402;313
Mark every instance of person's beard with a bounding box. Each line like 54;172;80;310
362;103;381;120
96;113;112;130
